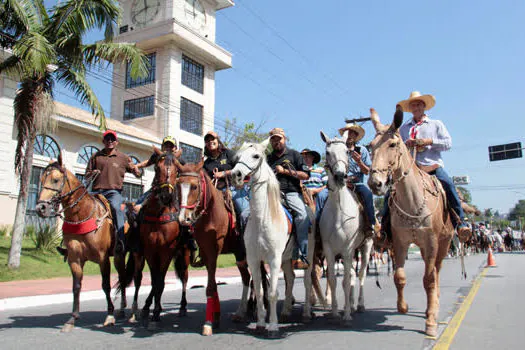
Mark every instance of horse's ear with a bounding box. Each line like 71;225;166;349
370;108;381;131
196;156;205;169
260;137;270;151
153;145;161;155
393;105;404;130
174;149;182;159
57;153;63;166
320;131;329;144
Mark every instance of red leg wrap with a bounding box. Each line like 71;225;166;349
206;297;214;323
213;292;220;314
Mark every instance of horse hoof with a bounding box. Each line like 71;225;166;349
350;307;357;314
357;305;366;313
116;309;126;320
128;314;137;324
255;325;266;335
202;324;213;336
425;323;438;338
231;314;244;323
147;321;160;332
267;329;282;339
178;309;187;317
103;315;116;327
397;302;409;314
279;313;290;323
342;319;353;328
302;313;313;324
61;323;74;333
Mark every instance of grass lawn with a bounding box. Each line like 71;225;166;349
0;235;236;283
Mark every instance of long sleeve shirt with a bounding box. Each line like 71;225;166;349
399;116;452;167
347;145;371;184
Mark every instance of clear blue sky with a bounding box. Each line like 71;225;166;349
54;0;525;214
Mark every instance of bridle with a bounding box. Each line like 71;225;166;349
178;170;209;225
324;139;350;178
235;147;265;185
38;164;98;217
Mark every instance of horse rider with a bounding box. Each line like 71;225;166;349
133;136;198;260
85;130;141;258
339;122;376;239
300;148;328;221
268;127;311;269
203;131;250;266
381;91;472;241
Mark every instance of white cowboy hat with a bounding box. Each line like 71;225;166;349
397;91;436;112
338;123;365;142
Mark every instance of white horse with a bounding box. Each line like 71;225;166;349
303;131;373;325
230;138;296;337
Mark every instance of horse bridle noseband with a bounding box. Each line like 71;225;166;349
178;170;208;225
324;139;350;180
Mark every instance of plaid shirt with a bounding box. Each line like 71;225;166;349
303;164;327;189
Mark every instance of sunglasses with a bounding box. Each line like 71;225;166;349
104;136;117;142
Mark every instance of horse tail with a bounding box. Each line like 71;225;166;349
116;252;136;294
174;250;188;282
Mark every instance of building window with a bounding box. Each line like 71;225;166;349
124;95;155;120
34;135;60;158
180;142;201;163
122;182;144;203
126;53;156;89
77;145;100;165
182;55;204;93
180;97;203;135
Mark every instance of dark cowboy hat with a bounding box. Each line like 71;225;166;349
300;148;321;164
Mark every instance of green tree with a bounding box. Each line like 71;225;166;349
456;186;472;204
221;118;268;151
0;0;148;269
508;200;525;221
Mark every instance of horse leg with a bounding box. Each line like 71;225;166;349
62;259;85;332
349;251;357;314
100;257;117;327
232;260;250;322
150;256;171;331
114;252;127;319
202;259;220;336
325;251;339;319
302;254;314;322
129;253;145;323
267;256;283;338
422;249;439;338
174;250;190;317
343;251;355;326
393;239;409;314
357;240;373;313
281;257;295;322
248;257;266;333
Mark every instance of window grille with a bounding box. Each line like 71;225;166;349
126;53;156;88
180;97;203;135
182;55;204;93
179;142;202;163
77;145;100;165
124;95;155;120
34;135;60;158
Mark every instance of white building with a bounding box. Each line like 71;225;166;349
0;0;233;227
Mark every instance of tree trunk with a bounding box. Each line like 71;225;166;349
8;134;35;269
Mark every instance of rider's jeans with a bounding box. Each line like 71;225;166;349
315;188;329;223
93;189;125;242
231;185;250;230
283;192;310;259
354;184;375;226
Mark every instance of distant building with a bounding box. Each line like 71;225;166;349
0;0;233;227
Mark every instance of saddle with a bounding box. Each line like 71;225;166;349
222;189;237;233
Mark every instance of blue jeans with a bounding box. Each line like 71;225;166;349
93;189;125;242
315;188;329;223
382;167;465;227
354;183;375;226
231;185;250;229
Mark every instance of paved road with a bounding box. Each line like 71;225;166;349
1;252;519;350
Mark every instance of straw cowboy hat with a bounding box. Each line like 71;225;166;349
338;123;365;142
397;91;436;112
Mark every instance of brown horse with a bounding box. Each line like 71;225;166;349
175;159;252;336
120;148;190;330
367;107;455;337
35;155;127;332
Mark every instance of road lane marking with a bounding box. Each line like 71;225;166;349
434;267;488;350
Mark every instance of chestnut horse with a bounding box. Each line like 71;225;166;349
367;107;455;337
175;159;252;336
120;149;190;330
35;155;127;332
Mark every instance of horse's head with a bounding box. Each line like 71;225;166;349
231;138;269;187
35;154;68;217
320;131;349;187
367;106;405;196
176;158;206;226
153;147;179;207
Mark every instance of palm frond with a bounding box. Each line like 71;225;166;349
12;31;56;77
0;55;24;77
0;0;41;33
83;42;149;79
57;68;107;130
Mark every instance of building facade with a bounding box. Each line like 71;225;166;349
0;0;233;227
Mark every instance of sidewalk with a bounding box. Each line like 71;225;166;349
0;266;243;311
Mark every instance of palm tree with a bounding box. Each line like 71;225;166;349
0;0;148;269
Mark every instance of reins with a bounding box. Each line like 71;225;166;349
179;170;209;224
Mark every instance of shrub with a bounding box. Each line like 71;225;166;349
0;225;12;237
29;225;62;253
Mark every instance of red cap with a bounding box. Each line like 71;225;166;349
103;130;118;140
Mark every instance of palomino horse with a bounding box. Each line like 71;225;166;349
119;149;189;330
175;158;252;336
303;131;373;325
367;106;455;337
230;139;297;337
35;155;127;332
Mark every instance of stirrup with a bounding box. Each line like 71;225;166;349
190;251;205;268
